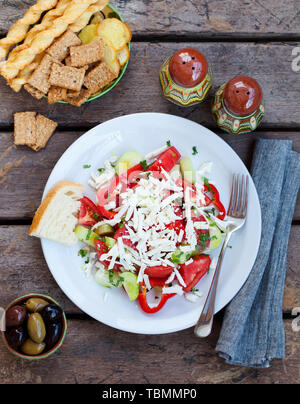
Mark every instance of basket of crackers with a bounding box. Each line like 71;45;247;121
0;0;131;107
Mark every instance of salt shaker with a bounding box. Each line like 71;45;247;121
160;48;213;107
212;75;265;134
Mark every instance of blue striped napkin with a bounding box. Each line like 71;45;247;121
216;138;300;368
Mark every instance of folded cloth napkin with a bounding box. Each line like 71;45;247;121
216;138;300;368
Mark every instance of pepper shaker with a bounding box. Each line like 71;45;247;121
160;48;213;107
212;75;265;134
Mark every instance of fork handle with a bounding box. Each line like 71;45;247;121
194;231;232;338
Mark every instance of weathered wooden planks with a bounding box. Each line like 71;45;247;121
0;225;299;313
0;42;299;128
0;0;299;38
0;318;298;384
1;130;299;220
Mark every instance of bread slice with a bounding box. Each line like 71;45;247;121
29;180;85;246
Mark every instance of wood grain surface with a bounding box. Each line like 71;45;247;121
0;0;299;38
1;130;299;220
0;318;299;384
0;225;299;313
0;42;299;128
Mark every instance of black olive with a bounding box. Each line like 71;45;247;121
40;304;63;324
44;322;62;349
6;326;26;349
6;305;27;327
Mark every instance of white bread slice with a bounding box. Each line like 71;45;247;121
29;180;85;246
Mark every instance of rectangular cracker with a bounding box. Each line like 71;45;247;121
83;62;117;94
14;112;37;146
69;39;104;67
65;55;89;70
48;86;67;104
31;114;58;151
46;29;82;61
24;84;44;100
65;88;91;107
28;54;56;94
49;63;85;91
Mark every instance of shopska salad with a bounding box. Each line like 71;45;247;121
74;143;226;314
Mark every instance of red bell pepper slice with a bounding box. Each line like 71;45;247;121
138;280;176;314
144;265;174;279
204;183;226;220
97;205;117;220
179;255;211;293
94;238;121;271
148;146;181;173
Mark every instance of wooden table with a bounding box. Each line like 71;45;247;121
0;0;299;385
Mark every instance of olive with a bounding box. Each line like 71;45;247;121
25;298;49;313
6;326;26;349
41;304;63;323
6;305;27;327
44;322;62;349
27;313;46;343
21;339;46;356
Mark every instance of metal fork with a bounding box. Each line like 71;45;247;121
194;174;249;338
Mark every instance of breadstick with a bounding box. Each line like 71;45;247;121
0;0;58;61
8;0;72;62
0;0;99;81
8;54;45;92
69;0;109;32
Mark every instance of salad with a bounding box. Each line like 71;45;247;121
74;144;226;314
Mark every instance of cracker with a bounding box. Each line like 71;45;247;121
24;84;44;100
31;114;58;151
69;39;104;67
14;112;37;146
46;29;82;62
67;89;81;98
65;55;89;71
65;88;91;107
83;62;117;94
28;54;56;94
48;86;67;104
49;63;85;91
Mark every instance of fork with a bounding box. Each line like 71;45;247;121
194;174;249;338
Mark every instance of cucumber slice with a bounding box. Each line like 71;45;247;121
95;223;115;236
94;267;122;289
74;225;98;247
121;272;139;301
180;157;196;184
171;250;193;264
115;151;143;176
170;164;182;181
207;223;223;250
105;236;116;249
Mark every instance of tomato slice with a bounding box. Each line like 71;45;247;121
144;265;174;279
179;255;211;293
114;225;136;250
148;147;181;173
78;197;100;226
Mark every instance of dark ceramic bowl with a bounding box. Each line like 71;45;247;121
1;294;67;360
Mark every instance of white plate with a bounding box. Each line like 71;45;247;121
41;113;261;335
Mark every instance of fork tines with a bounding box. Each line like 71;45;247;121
228;174;249;218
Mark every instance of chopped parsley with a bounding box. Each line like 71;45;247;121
203;177;212;193
83;164;91;169
98;168;105;174
110;162;116;168
227;245;233;249
140;160;149;170
172;153;176;157
199;231;211;249
109;270;124;288
78;249;88;258
85;257;90;264
192;146;198;155
166;140;171;147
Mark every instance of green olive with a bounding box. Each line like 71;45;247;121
21;339;46;356
27;313;46;343
25;298;49;313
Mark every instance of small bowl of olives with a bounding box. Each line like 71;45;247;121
2;294;67;360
